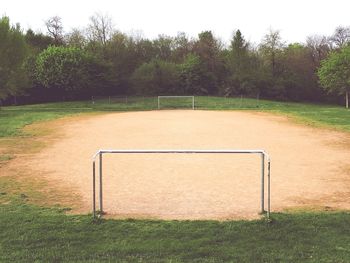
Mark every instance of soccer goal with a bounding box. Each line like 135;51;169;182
92;149;271;219
158;96;195;110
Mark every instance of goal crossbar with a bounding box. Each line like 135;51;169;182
158;96;195;110
92;149;271;219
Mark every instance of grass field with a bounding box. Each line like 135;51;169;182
1;96;350;262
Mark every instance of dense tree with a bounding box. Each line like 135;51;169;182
0;16;28;101
1;14;350;106
280;43;320;100
131;59;179;95
318;45;350;108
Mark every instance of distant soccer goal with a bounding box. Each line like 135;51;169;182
158;96;195;110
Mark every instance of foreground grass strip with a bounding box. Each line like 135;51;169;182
0;203;350;262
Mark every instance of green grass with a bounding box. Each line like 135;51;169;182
1;96;350;262
1;202;350;262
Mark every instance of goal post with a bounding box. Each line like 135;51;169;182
92;149;271;219
158;96;195;110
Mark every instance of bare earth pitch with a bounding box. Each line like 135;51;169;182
30;110;350;220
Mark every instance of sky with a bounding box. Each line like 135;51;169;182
2;0;350;45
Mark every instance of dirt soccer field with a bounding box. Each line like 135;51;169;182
27;110;350;220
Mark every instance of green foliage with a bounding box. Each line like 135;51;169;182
35;46;94;97
0;16;28;100
318;45;350;95
131;59;180;95
0;15;344;105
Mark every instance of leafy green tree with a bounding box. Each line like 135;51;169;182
35;46;94;98
0;16;28;100
318;45;350;108
131;59;179;95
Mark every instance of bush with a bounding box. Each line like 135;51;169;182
35;46;95;99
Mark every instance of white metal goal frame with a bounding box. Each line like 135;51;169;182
92;149;271;219
157;96;195;110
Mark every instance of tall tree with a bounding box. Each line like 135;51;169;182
225;30;253;95
0;16;28;101
260;29;284;77
318;45;350;108
193;31;223;94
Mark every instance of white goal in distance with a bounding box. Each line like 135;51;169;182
158;96;195;110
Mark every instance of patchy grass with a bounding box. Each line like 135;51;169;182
0;154;13;163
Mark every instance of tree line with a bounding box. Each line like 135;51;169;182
1;14;350;107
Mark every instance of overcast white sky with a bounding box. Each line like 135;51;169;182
2;0;350;45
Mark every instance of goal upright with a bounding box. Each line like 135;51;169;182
158;96;195;110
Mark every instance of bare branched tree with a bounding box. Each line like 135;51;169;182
330;26;350;48
87;12;114;46
306;35;331;65
45;16;63;45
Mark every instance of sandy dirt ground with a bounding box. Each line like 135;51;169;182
27;110;350;220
